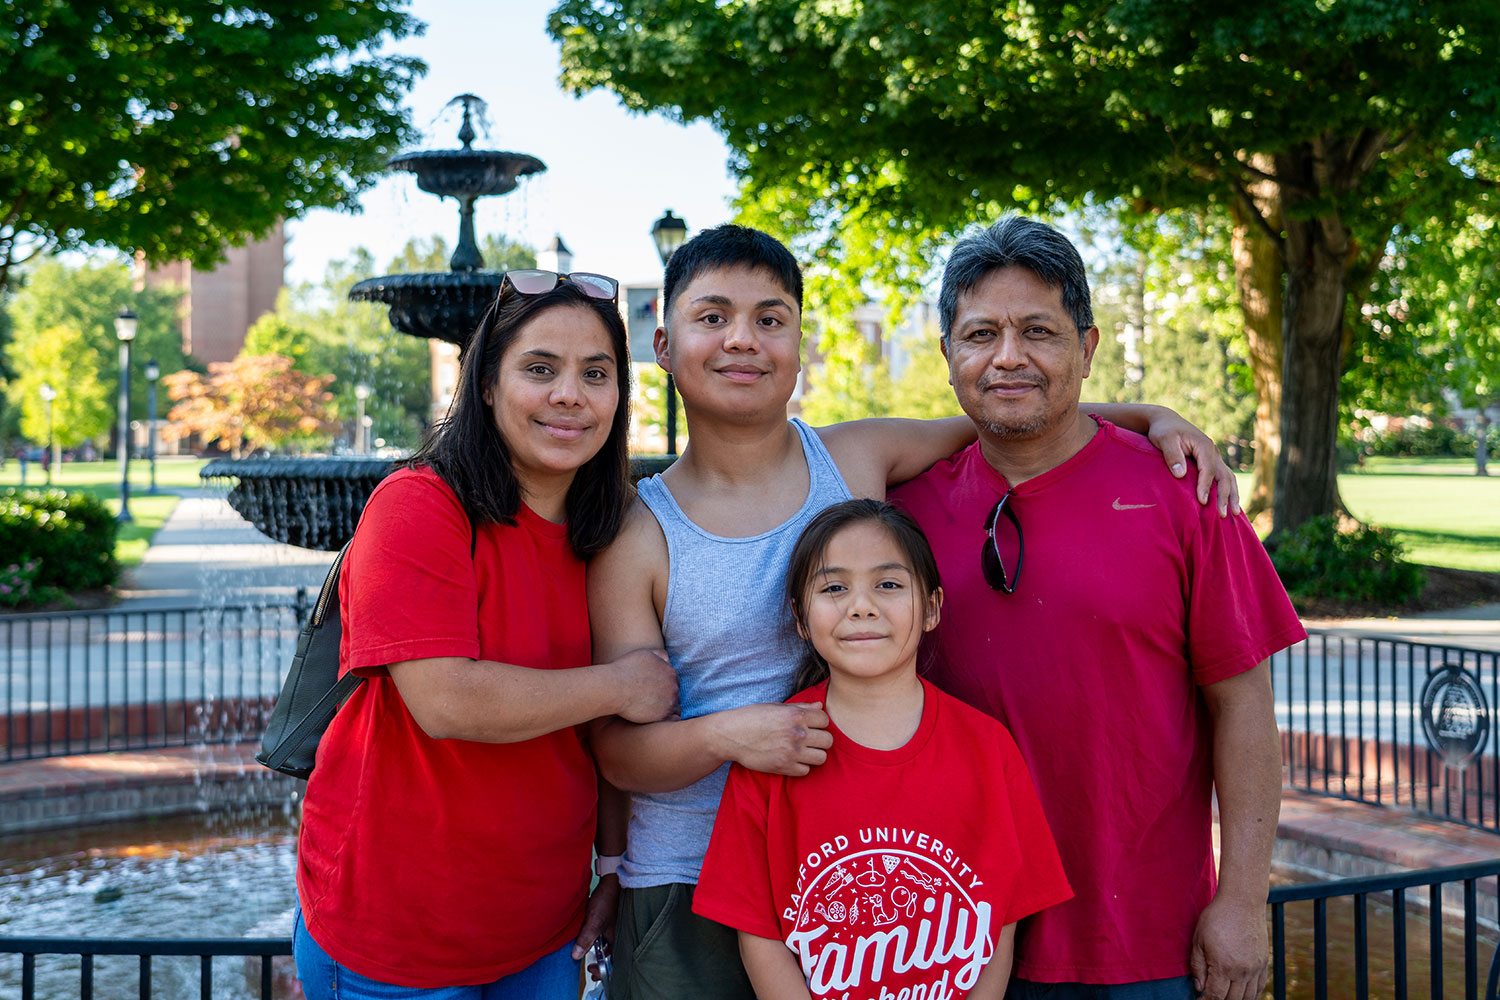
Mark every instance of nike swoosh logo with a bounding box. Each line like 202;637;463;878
1113;498;1157;510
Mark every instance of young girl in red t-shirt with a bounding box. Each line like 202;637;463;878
694;499;1072;1000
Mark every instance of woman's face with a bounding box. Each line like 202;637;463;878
485;303;620;494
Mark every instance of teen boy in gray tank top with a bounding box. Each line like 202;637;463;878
623;417;852;887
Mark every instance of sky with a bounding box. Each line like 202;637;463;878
283;0;741;289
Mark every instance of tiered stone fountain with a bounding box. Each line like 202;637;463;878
203;95;550;550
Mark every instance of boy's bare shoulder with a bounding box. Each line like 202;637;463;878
594;494;669;573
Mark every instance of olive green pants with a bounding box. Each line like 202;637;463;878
611;883;757;1000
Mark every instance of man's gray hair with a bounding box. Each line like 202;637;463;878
938;216;1094;344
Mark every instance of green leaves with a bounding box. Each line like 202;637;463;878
1;1;426;292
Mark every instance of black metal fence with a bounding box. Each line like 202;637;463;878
2;860;1497;999
0;937;291;1000
1;597;306;762
1274;630;1500;834
1268;857;1500;999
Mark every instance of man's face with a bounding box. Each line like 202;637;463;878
942;265;1099;441
655;264;802;419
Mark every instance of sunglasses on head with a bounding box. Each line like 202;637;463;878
980;489;1024;594
500;269;619;303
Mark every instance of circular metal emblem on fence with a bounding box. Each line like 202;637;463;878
1420;663;1490;769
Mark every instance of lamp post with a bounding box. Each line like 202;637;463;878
114;309;137;523
144;358;160;494
650;210;688;455
354;382;371;455
38;382;56;486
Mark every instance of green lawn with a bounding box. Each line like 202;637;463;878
1;457;208;568
1340;457;1499;572
1236;457;1499;572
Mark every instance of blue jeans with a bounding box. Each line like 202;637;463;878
294;908;580;1000
1006;976;1196;1000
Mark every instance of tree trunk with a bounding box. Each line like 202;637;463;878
1230;162;1285;521
1272;148;1352;537
1478;407;1492;477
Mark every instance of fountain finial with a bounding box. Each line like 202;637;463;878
452;93;485;151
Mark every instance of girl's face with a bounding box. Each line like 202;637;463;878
797;521;942;684
485;303;620;494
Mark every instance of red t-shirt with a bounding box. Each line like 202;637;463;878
891;421;1306;984
296;467;597;987
694;680;1071;1000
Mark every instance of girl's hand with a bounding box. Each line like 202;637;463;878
1144;408;1241;516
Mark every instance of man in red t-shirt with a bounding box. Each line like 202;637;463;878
890;217;1304;1000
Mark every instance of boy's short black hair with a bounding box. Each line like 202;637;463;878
661;224;804;323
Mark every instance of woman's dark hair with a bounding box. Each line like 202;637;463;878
785;499;942;694
405;280;632;560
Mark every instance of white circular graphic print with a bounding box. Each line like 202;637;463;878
785;847;993;999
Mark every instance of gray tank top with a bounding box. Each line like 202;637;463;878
621;418;854;887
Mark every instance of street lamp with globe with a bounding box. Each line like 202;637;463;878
144;358;160;494
355;382;372;455
114;308;138;523
38;382;56;486
650;210;688;455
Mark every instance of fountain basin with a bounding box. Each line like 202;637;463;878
204;455;679;551
202;457;395;552
347;271;502;348
388;149;545;198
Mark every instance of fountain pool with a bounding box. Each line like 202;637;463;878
1;807;299;999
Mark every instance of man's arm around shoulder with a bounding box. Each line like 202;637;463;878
817;416;975;498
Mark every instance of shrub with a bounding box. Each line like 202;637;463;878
1269;514;1425;606
0;559;42;607
0;488;119;593
1364;422;1476;458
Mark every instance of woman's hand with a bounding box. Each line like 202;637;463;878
573;873;621;962
1144;408;1241;516
610;648;678;723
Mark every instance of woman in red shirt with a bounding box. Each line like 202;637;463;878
294;271;678;999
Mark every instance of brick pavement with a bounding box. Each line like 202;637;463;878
0;741;297;836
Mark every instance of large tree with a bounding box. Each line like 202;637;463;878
551;0;1500;535
1351;207;1500;475
4;256;188;422
1;1;424;295
10;324;114;451
163;353;335;457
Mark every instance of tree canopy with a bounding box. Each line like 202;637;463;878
1;1;425;294
163;353;335;457
551;0;1500;534
2;255;186;450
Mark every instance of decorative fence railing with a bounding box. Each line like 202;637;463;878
1267;858;1500;999
5;615;1498;825
1;597;307;762
1274;630;1499;834
0;936;292;1000
2;860;1497;999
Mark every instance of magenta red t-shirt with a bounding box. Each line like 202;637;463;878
891;421;1305;984
296;467;597;987
694;679;1072;1000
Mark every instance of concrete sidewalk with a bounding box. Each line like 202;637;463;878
1308;602;1500;653
117;495;336;610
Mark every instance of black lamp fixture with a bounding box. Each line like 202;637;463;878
114;308;138;523
144;358;160;494
650;210;688;456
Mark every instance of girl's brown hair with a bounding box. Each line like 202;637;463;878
785;499;942;695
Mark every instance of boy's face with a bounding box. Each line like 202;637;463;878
655;264;803;421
